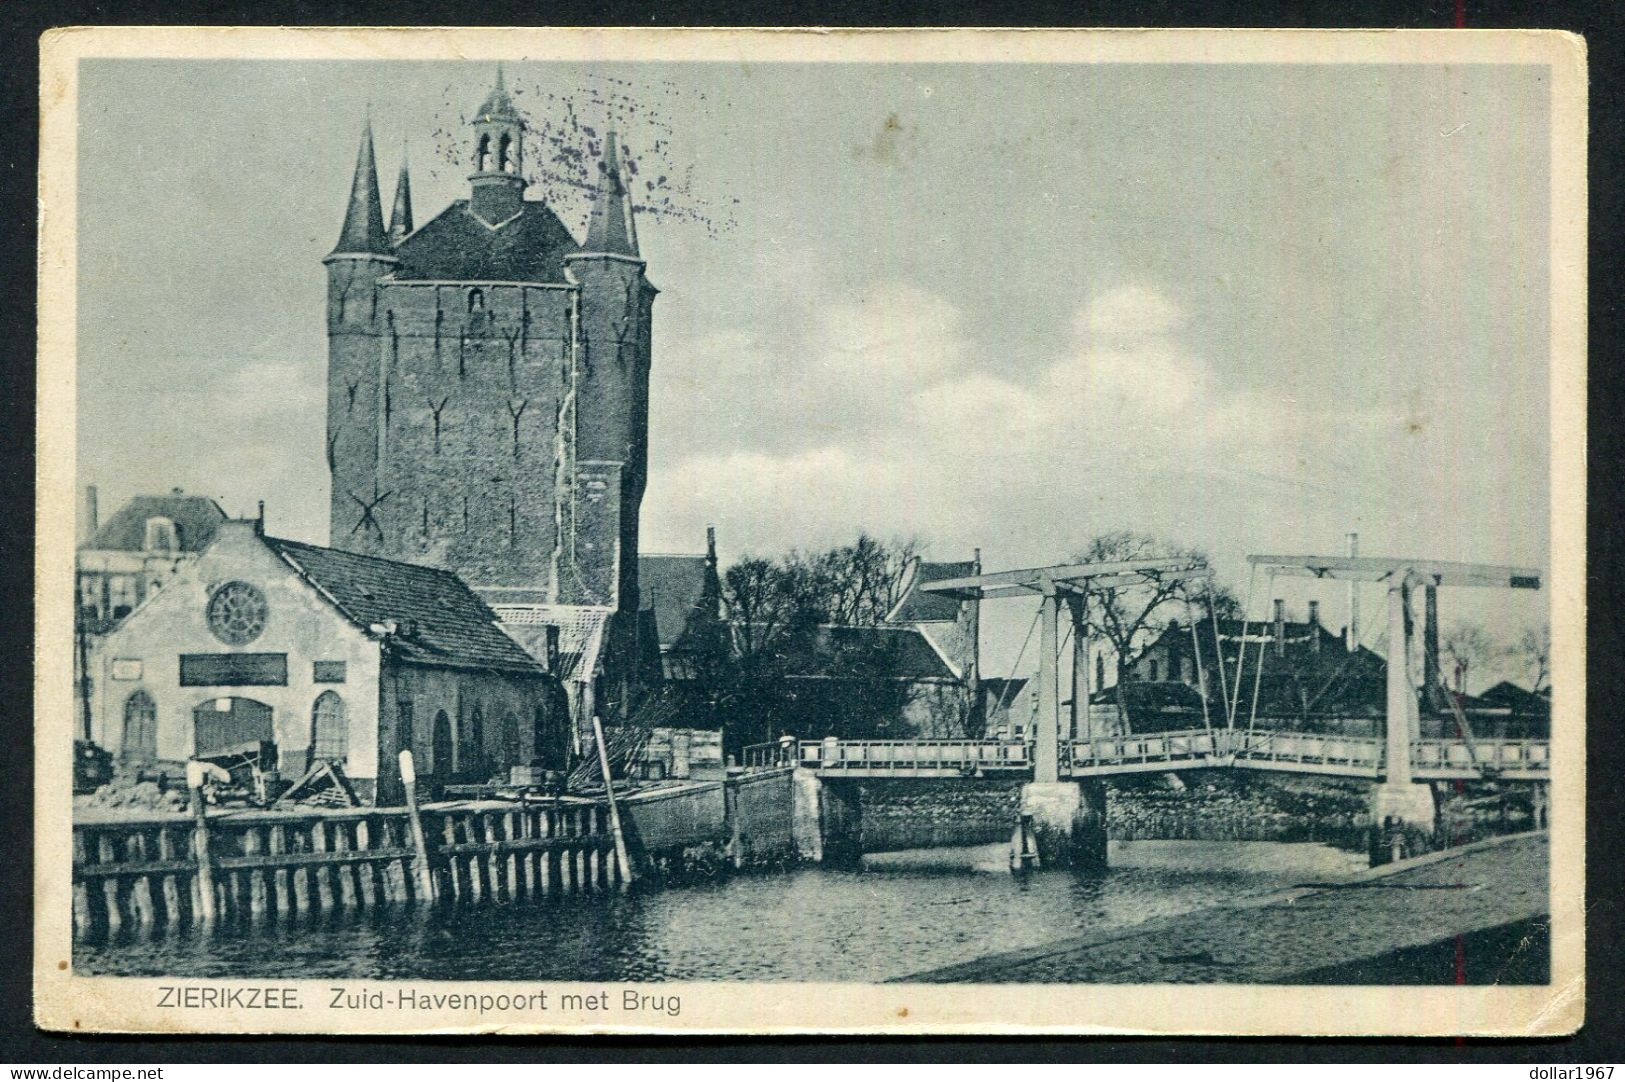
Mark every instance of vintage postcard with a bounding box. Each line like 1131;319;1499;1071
34;27;1585;1036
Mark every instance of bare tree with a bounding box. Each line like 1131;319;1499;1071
778;533;920;626
1440;619;1496;694
706;536;923;754
1071;531;1209;725
1507;623;1551;694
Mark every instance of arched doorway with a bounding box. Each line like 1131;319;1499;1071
466;706;485;781
533;687;570;771
431;710;454;782
121;690;157;763
310;691;348;767
192;697;273;757
499;712;519;777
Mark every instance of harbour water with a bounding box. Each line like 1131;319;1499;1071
76;839;1366;982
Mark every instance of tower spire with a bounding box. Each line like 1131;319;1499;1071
389;140;414;246
584;129;639;257
332;116;390;256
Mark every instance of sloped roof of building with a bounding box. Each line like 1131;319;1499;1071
888;559;976;624
391;200;580;282
1476;680;1551;716
265;537;542;675
771;625;958;682
87;493;227;553
1134;618;1388;717
639;554;713;651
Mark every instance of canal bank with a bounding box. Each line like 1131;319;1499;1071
75;835;1372;980
900;830;1549;984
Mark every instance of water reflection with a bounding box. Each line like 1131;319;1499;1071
78;839;1365;983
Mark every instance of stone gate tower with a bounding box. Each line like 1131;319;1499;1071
323;72;655;715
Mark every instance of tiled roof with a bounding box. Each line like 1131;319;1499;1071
392;200;579;282
888;559;976;624
1475;680;1551;717
638;554;713;651
774;625;958;682
490;603;612;681
87;494;227;553
265;537;542;675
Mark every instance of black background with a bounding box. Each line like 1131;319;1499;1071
1;0;1620;1062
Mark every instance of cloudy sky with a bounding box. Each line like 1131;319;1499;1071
75;59;1553;673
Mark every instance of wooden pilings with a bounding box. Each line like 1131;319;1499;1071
71;798;618;941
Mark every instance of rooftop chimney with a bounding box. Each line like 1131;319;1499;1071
82;485;98;546
1273;598;1286;657
705;525;717;566
1346;531;1359;653
1308;600;1320;653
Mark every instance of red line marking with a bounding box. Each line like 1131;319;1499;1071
1455;0;1467;28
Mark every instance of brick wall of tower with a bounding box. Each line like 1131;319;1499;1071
564;255;654;614
326;258;653;621
326;256;392;556
328;278;579;589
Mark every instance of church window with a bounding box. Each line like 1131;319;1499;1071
1149;660;1159;682
498;133;512;173
206;581;268;646
121;690;157;763
467;288;484;314
311;690;348;764
476;134;490;173
397;701;414;759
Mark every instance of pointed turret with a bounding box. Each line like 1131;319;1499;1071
388;145;414;246
477;63;521;123
468;68;527;224
332;117;390;256
583;130;639;257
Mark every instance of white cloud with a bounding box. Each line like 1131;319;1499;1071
1076;282;1188;340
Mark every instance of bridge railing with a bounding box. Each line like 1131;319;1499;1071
1412;738;1549;776
1228;730;1385;773
741;741;798;771
798;739;1029;773
1064;729;1218;772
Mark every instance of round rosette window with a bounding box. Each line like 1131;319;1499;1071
206;581;269;646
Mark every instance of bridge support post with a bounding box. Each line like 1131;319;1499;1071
792;770;861;866
1369;575;1438;865
1017;780;1107;872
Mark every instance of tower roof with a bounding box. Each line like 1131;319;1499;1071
474;66;523;124
389;148;414;244
393;199;580;282
332;117;391;257
582;130;639;257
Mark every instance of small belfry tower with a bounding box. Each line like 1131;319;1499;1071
323;72;657;716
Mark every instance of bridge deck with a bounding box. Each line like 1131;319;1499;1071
768;729;1549;782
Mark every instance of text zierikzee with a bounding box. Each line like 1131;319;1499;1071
330;987;682;1017
156;986;301;1009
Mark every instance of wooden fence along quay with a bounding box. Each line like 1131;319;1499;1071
73;785;618;941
